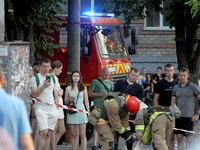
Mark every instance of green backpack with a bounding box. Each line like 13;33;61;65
34;74;55;87
143;105;162;126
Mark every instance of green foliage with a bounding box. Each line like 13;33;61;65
97;0;200;74
95;0;146;37
186;0;200;18
7;0;67;58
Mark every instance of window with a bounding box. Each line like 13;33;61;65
95;25;128;59
145;2;172;30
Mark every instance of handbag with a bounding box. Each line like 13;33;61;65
66;91;80;114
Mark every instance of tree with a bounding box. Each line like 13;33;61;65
66;0;80;85
98;0;200;83
186;0;200;18
5;0;66;63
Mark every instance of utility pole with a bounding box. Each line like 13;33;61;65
67;0;80;85
0;0;4;41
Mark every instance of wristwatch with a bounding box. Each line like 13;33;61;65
196;112;200;116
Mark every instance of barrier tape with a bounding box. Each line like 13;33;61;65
30;97;200;134
30;97;90;114
173;128;200;135
128;120;200;135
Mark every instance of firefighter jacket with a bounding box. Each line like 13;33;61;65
134;106;173;145
95;92;130;134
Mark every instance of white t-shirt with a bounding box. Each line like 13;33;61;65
55;76;61;89
30;73;59;110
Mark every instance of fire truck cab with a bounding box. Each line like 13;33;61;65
45;13;136;88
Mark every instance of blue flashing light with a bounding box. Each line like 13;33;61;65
82;12;114;17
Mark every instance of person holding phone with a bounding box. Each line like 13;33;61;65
30;58;60;150
50;60;65;150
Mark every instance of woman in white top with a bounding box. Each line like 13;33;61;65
50;60;65;150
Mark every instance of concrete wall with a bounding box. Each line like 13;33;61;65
0;0;4;41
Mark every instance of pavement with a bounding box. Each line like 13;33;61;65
55;137;154;150
55;125;200;150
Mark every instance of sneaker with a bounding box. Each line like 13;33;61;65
91;145;98;150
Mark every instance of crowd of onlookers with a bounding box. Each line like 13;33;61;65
1;57;200;150
27;60;200;150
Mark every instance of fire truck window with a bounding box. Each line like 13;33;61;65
95;25;128;59
59;27;68;50
59;27;91;56
80;27;91;56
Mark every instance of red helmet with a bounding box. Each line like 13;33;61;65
125;95;140;114
106;41;115;49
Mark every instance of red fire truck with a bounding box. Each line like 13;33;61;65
43;13;136;89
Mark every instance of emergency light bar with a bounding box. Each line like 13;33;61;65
82;12;114;17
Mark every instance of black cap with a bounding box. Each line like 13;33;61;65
32;61;41;66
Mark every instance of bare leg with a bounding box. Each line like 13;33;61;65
186;135;193;146
93;128;98;146
50;122;58;150
79;123;87;150
177;134;184;150
37;129;49;150
55;119;65;145
31;117;39;146
168;132;175;150
43;130;52;150
69;124;78;150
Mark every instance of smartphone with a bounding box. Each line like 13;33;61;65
46;76;51;82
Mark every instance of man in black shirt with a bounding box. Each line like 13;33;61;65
153;67;165;84
153;64;178;107
114;68;143;100
153;64;178;150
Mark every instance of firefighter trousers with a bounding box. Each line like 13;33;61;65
151;113;173;150
95;123;115;150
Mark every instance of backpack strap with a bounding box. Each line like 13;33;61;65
34;74;40;88
50;74;55;84
34;74;55;88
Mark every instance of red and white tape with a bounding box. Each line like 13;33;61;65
30;97;90;114
173;128;200;135
30;97;200;134
128;120;200;135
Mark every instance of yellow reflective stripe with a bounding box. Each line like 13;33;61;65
96;121;108;126
135;125;145;131
149;112;164;125
98;118;106;122
96;118;108;126
118;127;125;134
126;127;131;131
125;135;131;141
105;98;115;102
149;111;171;125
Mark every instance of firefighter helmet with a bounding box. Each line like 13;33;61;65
125;95;140;114
106;41;115;49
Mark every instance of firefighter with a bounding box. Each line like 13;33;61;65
89;92;140;150
134;105;181;150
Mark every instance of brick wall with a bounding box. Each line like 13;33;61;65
123;20;177;58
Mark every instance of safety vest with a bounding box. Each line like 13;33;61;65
142;110;172;145
95;92;128;120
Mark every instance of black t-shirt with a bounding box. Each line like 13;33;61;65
114;79;143;100
154;78;178;107
142;82;152;93
153;74;165;82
